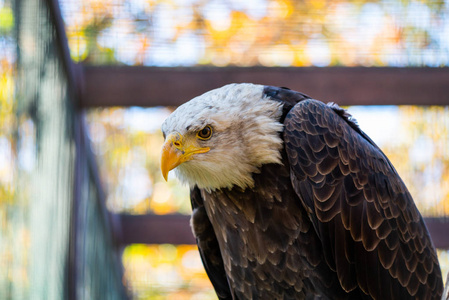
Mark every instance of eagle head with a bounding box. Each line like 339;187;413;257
160;83;284;191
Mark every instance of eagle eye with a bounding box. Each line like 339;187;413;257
197;125;213;140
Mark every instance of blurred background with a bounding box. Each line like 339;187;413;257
1;0;449;299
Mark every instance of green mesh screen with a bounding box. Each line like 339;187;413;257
72;141;126;299
0;0;126;299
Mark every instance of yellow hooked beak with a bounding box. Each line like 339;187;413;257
160;132;210;181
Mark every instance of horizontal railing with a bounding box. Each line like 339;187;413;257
114;214;449;249
79;65;449;107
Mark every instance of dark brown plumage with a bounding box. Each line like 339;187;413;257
164;84;444;299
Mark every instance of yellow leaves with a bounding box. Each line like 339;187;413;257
67;31;88;61
267;0;294;19
205;11;249;45
258;44;295;66
80;0;115;23
122;244;214;299
60;0;449;67
0;60;14;120
0;57;15;205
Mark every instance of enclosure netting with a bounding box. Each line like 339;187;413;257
0;0;126;299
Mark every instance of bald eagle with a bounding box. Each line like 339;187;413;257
160;83;443;299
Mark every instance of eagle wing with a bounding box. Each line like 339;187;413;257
283;99;443;299
190;186;233;300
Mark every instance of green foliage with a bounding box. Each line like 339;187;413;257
0;7;13;34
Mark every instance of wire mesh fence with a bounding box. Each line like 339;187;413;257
0;0;126;299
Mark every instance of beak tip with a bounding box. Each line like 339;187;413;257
161;159;169;181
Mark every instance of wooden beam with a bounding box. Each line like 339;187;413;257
117;214;195;245
80;66;449;107
116;214;449;249
424;218;449;249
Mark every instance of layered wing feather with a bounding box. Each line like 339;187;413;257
283;99;443;299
